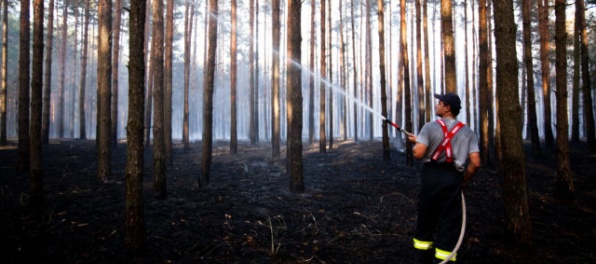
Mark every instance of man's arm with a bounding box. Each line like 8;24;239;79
463;152;481;184
407;134;427;159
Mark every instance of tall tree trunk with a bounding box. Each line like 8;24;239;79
41;0;54;144
378;0;389;160
577;0;595;150
538;0;554;150
366;0;372;141
201;0;218;187
572;3;581;143
0;0;9;145
478;0;490;164
151;0;166;199
340;0;348;141
70;3;78;139
79;0;90;140
464;0;470;125
493;0;533;245
17;0;30;173
57;2;68;138
249;0;256;145
230;0;238;154
350;0;358;141
125;0;147;255
401;0;413;166
254;0;260;143
308;0;316;145
522;0;541;156
30;0;44;207
164;0;173;163
144;3;152;148
415;0;424;131
554;0;574;201
271;0;281;158
182;2;193;150
441;0;456;93
97;0;112;182
287;0;303;193
111;0;122;147
423;0;431;123
319;0;327;153
328;0;333;150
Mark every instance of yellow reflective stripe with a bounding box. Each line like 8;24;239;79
412;238;433;250
435;248;457;261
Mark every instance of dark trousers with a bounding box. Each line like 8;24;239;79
414;162;463;254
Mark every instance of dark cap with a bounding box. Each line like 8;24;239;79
434;93;461;112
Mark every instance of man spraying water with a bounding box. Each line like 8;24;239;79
405;93;481;263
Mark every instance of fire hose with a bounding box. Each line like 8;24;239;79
383;117;466;263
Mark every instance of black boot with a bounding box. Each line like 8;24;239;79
417;249;434;264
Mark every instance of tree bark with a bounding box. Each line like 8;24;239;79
350;0;358;141
0;0;8;145
111;0;122;147
401;0;413;166
478;0;490;164
79;0;90;140
493;0;533;245
538;0;554;150
41;0;54;144
151;0;166;199
182;2;193;150
554;0;574;202
415;0;424;131
577;0;595;150
97;0;112;182
328;0;333;150
366;0;372;141
201;0;218;187
287;0;304;193
30;0;45;207
271;0;281;158
378;0;389;160
441;0;456;93
319;0;327;153
249;0;256;145
17;0;30;173
230;0;238;154
164;0;173;163
522;0;541;156
125;0;147;255
57;2;68;138
572;2;581;143
308;0;316;145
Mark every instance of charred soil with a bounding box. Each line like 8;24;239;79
1;139;595;263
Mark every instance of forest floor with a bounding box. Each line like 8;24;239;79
0;138;595;264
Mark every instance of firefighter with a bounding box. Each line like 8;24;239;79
407;93;481;263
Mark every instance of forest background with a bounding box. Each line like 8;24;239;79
0;0;595;261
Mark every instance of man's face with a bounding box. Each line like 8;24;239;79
435;100;450;117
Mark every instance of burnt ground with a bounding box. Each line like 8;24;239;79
0;139;595;264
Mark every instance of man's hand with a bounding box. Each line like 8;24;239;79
407;133;417;143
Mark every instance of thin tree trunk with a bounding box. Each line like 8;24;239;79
319;0;327;153
350;0;358;141
144;2;152;148
79;0;90;140
111;0;122;146
478;0;490;164
70;3;78;139
493;0;533;245
230;0;238;154
539;0;554;150
442;0;456;93
572;3;581;143
151;0;166;199
249;0;256;145
554;0;574;201
378;0;389;160
17;0;30;173
577;0;595;150
464;0;470;125
125;0;147;255
340;0;348;141
423;0;431;123
271;0;281;158
522;0;541;156
164;0;173;163
328;0;333;150
308;0;316;145
57;2;68;138
287;0;303;193
415;0;424;131
255;0;260;143
366;0;372;141
97;0;112;182
30;0;44;207
201;0;218;187
41;0;54;144
0;0;7;146
401;0;413;166
183;2;193;150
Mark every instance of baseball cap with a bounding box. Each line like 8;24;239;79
434;93;461;112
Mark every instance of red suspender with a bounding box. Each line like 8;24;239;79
431;120;465;163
